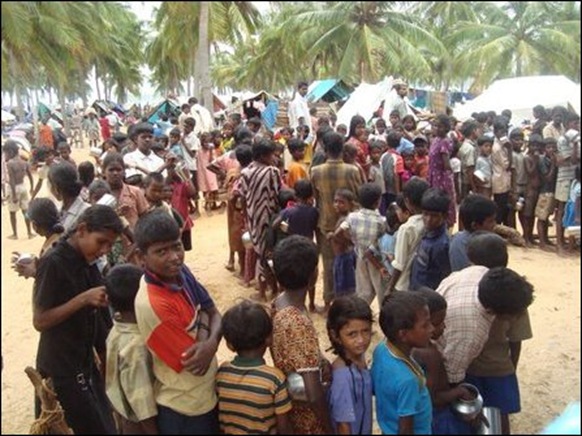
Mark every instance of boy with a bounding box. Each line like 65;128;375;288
133;210;223;434
338;183;387;306
217;301;293;434
535;138;558;250
286;138;309;189
412;135;430;180
465;268;534;435
31;146;56;200
343;142;367;184
458;120;480;201
474;136;493;198
509;128;527;230
368;140;385;192
523;134;543;246
104;264;158;434
449;194;497;272
410;188;452;291
372;292;434;435
56;142;77;168
379;131;405;214
387;177;430;294
167;163;196;252
4;140;34;239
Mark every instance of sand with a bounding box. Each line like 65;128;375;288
1;146;580;433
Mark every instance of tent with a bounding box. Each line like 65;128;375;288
336;77;393;127
146;98;181;125
1;110;15;123
453;75;581;123
92;100;127;117
306;79;353;104
237;90;279;131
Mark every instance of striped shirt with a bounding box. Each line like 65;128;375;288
340;208;386;258
216;356;292;435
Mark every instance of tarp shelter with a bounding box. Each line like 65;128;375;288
238;90;279;131
37;103;63;126
453;75;581;123
146;99;181;125
306;79;353;104
336;77;393;127
92;100;126;117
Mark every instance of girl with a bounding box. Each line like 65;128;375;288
83;110;101;148
78;161;95;203
33;205;124;435
401;149;415;186
428;114;457;228
48;162;91;232
197;132;220;210
402;115;419;141
346;115;370;178
327;295;374;435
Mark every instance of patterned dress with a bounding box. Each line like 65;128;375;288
428;136;457;227
196;147;219;193
270;305;330;434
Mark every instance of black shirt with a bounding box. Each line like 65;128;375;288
34;239;111;378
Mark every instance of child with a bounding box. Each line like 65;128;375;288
449;194;498;272
523;134;543;246
78;161;96;202
410;188;452;291
375;199;405;285
143;172;171;213
413;135;430;180
387;177;430;294
167;162;196;252
368;140;385;193
450;146;462;205
379;131;405;215
535;138;558;250
286;138;309;189
473;136;493;198
509;128;527;230
336;123;348;138
370;118;387;142
328;189;357;297
104;264;158;435
217;301;293;434
562;166;580;252
270;235;333;434
343;142;368;184
232;145;254;286
133;210;223;434
4;140;34;239
338;183;387;306
56;142;77;168
33;205;123;434
197;132;220;210
326;295;374;435
401;149;415;186
168;128;185;160
411;288;475;434
372;292;434;435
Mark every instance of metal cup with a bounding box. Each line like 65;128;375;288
478;407;502;435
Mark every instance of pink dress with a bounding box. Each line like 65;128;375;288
428;136;456;226
197;147;219;192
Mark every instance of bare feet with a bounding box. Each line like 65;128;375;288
224;263;235;272
28;233;36;239
8;234;17;240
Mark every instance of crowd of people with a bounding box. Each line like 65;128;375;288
1;79;580;435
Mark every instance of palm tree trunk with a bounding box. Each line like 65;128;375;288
8;51;24;120
58;85;70;137
95;66;101;101
198;2;212;113
33;89;40;148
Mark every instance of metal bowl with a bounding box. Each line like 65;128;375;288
241;231;253;249
286;372;307;402
451;383;483;421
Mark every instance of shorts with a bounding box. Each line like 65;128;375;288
333;251;356;296
464;373;521;415
555;179;572;203
7;183;29;213
535;193;555;221
432;407;473;435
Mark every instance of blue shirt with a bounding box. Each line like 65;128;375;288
449;230;471;272
378;231;397;275
410;224;451;291
328;365;373;434
372;342;432;435
397;137;415;155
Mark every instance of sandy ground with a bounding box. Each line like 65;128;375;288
1;146;580;434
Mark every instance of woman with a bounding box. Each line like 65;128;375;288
48;162;90;232
428;114;457;227
346;115;370;177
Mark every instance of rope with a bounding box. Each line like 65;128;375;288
29;379;73;434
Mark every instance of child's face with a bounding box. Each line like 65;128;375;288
334;319;372;361
145;180;166;205
376;122;386;134
104;161;125;189
163;185;173;201
389;114;400;126
170;134;180;144
77;225;119;263
337;126;347;136
473;215;497;232
59;147;71;160
480;142;493;156
402;305;434;348
223;125;233;138
430;309;447;340
291;147;305;161
141;239;185;283
396;204;409;223
334;195;351;214
370;148;382;163
403;154;415;170
403;118;415;131
511;136;524;152
422;210;447;231
414;143;427;156
343;150;355;164
136;132;154;153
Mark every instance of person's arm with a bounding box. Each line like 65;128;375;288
509;341;522;370
7;162;17;200
26;163;34;193
364;248;389;277
31;178;43;200
33;286;108;332
181;305;222;375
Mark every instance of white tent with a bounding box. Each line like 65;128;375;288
336;76;393;127
453;75;581;123
1;110;16;123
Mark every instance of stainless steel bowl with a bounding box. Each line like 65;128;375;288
451;383;483;421
241;231;253;249
286;372;307;402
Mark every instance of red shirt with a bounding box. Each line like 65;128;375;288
99;117;111;141
171;181;193;231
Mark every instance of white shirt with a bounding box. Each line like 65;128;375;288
182;132;200;171
288;93;310;129
106;112;119;128
191;104;214;135
123;148;165;178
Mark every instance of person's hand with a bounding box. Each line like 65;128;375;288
13;258;37;279
455;385;474;400
82;286;109;308
181;338;218;375
326;232;334;241
379;267;389;279
117;204;131;217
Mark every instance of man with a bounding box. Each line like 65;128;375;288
288;81;310;130
310;131;363;312
543;106;566;140
384;79;413;122
490;116;513;226
123;122;168;181
188;97;214;135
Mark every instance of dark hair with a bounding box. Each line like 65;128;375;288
343;142;358;159
369;140;385;152
358;183;382;209
294;179;313;200
395;193;408;213
3;140;19;156
501;109;512;119
112;132;128;144
327;295;373;364
78;161;95;188
415;287;447;313
297;81;308;89
461;120;479;138
105;264;143;312
403;177;430;209
389;109;401;117
421;188;450;214
181;103;190;111
475;112;488;124
334;188;356;203
234;127;254;146
143;172;165;188
385;202;400;232
379;292;428;342
477;136;493;147
435;114;451;132
492;116;508;134
375;118;387;127
235;144;253;167
278;188;296;209
76;205;124;234
169;128;181;137
459;195;497;231
509;127;524;139
348;115;366;139
88;179;111;199
222;300;273;352
229;112;242;124
273;235;318;291
134;210;180;252
247;117;262;127
57;141;70;151
288;138;306;154
322;131;344;157
565;112;580;124
402;115;417;130
544;137;557;146
48;162;83;198
467;231;508;268
478;267;534;315
131;122;154;139
386;131;400;149
28;198;64;235
528;133;544;146
184;117;196;128
252;139;276;161
102;151;125;170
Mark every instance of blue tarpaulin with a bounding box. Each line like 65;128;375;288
307;79;353;104
146;99;181;125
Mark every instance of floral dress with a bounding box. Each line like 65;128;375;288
428;136;456;227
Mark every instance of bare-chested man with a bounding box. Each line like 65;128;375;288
4;140;34;239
